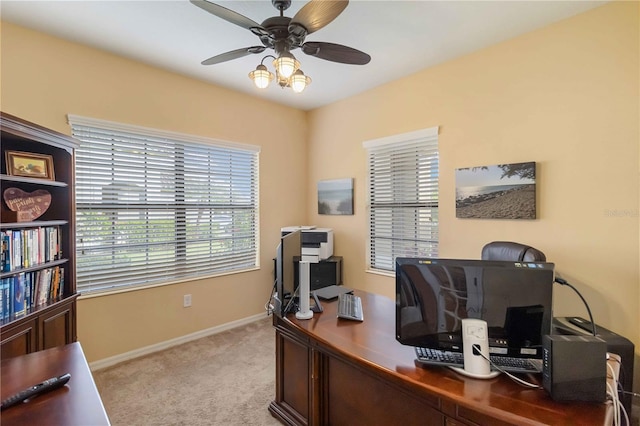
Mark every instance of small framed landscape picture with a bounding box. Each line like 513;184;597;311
455;161;536;219
318;178;354;215
5;150;55;180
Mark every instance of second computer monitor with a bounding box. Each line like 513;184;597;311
276;230;302;316
395;257;554;359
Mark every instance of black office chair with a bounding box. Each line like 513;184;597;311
481;241;546;262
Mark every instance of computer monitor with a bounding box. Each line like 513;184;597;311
275;230;301;316
395;257;554;359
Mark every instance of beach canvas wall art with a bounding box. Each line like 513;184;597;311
318;178;354;215
455;162;536;219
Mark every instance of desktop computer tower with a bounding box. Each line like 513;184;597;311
542;334;607;403
553;317;635;412
273;256;343;293
294;256;342;291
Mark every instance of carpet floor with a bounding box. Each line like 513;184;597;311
93;316;282;425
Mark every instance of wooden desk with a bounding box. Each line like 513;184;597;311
270;290;613;426
1;342;110;425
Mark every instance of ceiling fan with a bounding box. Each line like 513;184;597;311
190;0;371;92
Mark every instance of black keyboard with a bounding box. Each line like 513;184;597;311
337;293;364;321
415;347;542;373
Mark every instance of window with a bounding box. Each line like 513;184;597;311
68;115;260;294
363;127;439;272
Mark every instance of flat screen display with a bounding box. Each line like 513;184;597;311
396;258;554;358
276;230;301;315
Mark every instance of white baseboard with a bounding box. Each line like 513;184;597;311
88;313;269;371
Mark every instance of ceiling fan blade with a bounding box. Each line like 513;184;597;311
290;0;348;35
190;0;262;31
302;42;370;65
201;46;266;65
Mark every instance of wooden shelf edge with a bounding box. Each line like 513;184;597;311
0;219;68;230
1;174;68;187
0;258;69;279
0;293;79;330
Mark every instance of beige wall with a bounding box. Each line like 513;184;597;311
1;2;638;388
307;1;639;387
0;22;308;362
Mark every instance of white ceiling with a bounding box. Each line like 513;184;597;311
1;0;606;111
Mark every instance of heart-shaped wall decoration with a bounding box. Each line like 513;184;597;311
3;188;52;221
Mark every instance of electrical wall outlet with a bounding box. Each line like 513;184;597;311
183;294;192;308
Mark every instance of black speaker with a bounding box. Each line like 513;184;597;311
542;334;607;403
294;256;342;291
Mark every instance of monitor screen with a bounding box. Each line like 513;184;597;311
276;230;301;315
396;258;554;359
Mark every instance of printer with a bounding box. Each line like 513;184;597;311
281;226;334;262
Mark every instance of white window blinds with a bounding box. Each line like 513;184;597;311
68;115;260;294
363;127;439;272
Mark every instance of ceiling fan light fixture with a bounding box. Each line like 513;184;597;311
273;52;299;79
249;64;274;89
290;69;311;93
192;0;372;96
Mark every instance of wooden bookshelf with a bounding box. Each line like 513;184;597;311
0;112;79;359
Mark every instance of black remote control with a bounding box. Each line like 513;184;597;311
1;373;71;410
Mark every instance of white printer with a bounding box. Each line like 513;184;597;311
281;226;334;262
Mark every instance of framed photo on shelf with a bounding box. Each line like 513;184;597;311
5;150;55;180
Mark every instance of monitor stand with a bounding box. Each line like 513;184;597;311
310;292;323;313
449;366;500;380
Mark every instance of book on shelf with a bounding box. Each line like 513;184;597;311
12;274;26;318
1;234;9;272
36;268;52;307
58;267;65;298
50;266;61;301
11;230;21;271
0;279;9;321
24;272;32;309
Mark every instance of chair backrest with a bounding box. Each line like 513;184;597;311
481;241;546;262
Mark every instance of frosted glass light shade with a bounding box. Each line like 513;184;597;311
274;53;299;79
248;64;273;89
290;70;311;93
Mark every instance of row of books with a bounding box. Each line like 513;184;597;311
0;266;65;322
1;226;62;272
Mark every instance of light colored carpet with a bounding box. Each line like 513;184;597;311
93;316;282;425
